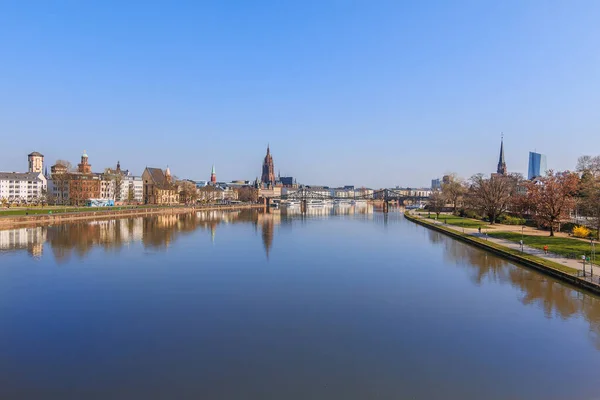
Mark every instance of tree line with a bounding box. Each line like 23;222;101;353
428;154;600;238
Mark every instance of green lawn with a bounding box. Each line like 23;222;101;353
416;212;490;229
409;213;578;275
488;231;598;264
0;205;164;216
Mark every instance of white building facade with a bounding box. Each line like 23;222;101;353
0;172;47;204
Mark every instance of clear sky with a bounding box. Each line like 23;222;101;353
1;1;599;188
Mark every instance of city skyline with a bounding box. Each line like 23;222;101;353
1;2;599;187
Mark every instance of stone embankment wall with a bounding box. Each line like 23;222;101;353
0;204;264;229
404;212;600;296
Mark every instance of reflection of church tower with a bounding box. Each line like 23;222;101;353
261;145;275;187
261;216;274;259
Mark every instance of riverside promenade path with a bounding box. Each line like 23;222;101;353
409;211;600;279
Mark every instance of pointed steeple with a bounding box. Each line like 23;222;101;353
497;134;507;175
210;164;217;184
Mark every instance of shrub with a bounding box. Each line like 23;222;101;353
573;225;591;238
462;209;481;219
560;222;577;233
496;214;526;225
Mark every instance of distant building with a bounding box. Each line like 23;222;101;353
142;167;179;205
279;176;297;187
528;151;547;180
496;137;507;175
78;150;92;174
261;145;276;187
355;187;374;199
28;151;44;173
442;175;452;184
431;178;441;190
210;165;217;184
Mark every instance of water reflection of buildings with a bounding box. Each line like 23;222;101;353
0;206;374;262
281;204;374;218
0;227;46;258
427;229;600;350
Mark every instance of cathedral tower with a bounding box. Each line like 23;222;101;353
261;145;275;187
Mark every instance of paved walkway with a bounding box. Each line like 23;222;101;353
411;212;600;278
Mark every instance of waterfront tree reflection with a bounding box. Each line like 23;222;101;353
428;231;600;349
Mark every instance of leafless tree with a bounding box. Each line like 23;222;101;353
236;186;258;203
179;181;199;205
428;190;446;218
468;173;516;224
441;175;466;214
577;155;600;177
198;185;220;203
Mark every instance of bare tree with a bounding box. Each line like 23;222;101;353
428;190;445;218
468;173;515;224
441;176;466;214
525;170;579;236
55;160;73;172
179;181;199;205
198;185;220;203
103;168;123;201
577;155;600;177
576;174;600;239
236;186;258;203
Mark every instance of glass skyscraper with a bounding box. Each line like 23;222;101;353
528;151;547;180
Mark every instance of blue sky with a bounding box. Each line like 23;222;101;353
1;1;599;188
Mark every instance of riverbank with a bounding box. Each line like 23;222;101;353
404;211;600;296
0;204;264;229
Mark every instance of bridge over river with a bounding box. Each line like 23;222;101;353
260;188;429;213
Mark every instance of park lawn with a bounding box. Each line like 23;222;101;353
411;213;578;275
488;231;598;263
0;205;154;216
416;212;490;229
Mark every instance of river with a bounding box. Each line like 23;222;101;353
1;207;599;399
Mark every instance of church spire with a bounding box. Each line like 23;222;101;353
497;134;507;175
210;164;217;184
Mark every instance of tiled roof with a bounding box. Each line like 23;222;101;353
28;151;44;157
0;172;44;181
145;167;175;190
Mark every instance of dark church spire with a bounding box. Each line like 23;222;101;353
497;134;507;175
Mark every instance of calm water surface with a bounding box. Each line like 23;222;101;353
1;207;600;400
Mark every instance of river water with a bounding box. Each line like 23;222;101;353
1;207;599;400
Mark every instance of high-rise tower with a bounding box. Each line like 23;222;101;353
261;145;275;186
496;136;507;175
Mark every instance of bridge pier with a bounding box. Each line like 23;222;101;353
300;199;307;214
383;200;389;213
